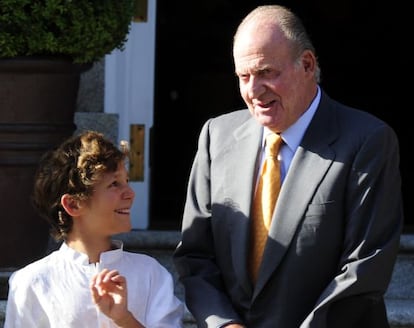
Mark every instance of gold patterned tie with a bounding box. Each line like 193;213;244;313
249;133;282;283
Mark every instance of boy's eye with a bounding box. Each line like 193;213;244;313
110;181;119;187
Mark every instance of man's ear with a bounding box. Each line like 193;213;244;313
302;49;316;74
61;194;82;217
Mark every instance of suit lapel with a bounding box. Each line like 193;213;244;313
253;93;340;297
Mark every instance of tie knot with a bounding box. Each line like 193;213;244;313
265;133;282;157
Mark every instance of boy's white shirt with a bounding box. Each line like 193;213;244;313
4;241;184;328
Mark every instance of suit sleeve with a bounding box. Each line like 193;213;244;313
173;119;244;328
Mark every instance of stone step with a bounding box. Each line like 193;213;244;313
385;234;414;328
1;231;414;328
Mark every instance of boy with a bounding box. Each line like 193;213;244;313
5;130;184;327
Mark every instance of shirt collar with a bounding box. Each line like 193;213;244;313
59;239;124;266
264;85;321;152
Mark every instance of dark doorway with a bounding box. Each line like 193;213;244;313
150;1;410;231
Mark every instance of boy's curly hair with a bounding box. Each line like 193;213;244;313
32;130;128;241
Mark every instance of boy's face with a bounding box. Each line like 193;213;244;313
79;161;135;238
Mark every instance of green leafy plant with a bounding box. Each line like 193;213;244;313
0;0;135;63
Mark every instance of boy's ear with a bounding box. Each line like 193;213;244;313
61;194;81;216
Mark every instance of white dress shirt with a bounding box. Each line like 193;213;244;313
4;241;184;328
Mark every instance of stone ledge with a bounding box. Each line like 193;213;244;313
386;299;414;327
115;230;181;250
400;234;414;252
386;254;414;299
